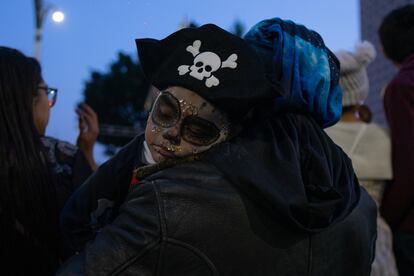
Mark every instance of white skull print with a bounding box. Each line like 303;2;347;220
178;40;238;88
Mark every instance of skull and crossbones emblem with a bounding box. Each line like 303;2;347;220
177;40;238;88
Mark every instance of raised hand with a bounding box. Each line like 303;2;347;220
76;103;99;170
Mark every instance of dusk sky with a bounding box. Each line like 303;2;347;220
1;0;359;163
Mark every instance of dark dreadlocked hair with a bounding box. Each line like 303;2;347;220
0;47;60;270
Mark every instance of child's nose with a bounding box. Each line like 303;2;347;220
162;125;181;145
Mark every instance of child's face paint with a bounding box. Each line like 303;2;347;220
145;86;230;163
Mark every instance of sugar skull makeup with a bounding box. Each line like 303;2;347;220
145;86;230;163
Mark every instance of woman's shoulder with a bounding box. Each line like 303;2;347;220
40;136;79;175
41;136;78;157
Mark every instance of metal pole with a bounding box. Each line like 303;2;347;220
34;0;44;61
34;27;42;61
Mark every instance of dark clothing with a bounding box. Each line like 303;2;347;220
380;54;414;276
393;231;414;276
381;54;414;235
59;113;377;276
59;135;145;255
1;203;60;276
1;137;93;275
41;136;93;211
40;136;94;261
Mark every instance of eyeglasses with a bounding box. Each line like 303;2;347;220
151;91;221;146
38;86;58;107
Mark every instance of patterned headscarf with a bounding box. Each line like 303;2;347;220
244;18;342;128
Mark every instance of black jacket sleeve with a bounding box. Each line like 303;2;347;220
57;182;161;276
60;135;144;256
71;151;93;191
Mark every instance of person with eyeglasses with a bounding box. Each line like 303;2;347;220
0;46;98;275
58;23;376;276
35;81;99;171
33;85;57;134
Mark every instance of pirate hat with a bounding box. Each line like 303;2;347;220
136;24;280;122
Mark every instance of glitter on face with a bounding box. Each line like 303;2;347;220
149;88;232;158
151;125;161;133
161;141;182;152
179;98;199;116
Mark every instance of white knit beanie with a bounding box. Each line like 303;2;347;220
335;41;376;106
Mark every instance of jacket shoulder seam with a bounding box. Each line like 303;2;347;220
112;182;164;275
111;240;161;275
152;181;167;276
164;237;219;276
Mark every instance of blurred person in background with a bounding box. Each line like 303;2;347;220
0;46;98;274
326;41;398;276
378;5;414;275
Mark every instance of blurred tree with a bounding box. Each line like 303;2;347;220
83;52;149;156
182;19;245;37
230;19;246;37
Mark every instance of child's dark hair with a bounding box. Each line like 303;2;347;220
379;4;414;64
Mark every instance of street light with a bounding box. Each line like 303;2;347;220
33;0;64;61
52;11;65;23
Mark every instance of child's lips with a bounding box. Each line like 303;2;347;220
153;144;176;158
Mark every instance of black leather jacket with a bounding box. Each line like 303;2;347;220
58;113;377;276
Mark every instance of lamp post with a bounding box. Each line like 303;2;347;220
33;0;64;61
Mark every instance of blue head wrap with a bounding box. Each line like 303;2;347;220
244;18;342;128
